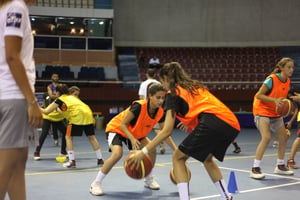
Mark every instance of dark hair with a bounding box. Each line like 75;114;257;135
56;84;69;95
146;68;156;78
271;57;294;74
147;83;166;99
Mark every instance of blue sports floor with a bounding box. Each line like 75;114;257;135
9;128;300;200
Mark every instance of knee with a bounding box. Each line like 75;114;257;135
261;135;271;143
172;149;186;162
112;151;123;161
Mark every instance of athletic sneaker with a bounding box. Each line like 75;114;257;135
272;141;278;148
63;160;76;168
97;159;104;166
34;152;41;161
90;180;104;196
287;159;298;169
54;139;59;146
274;164;294;175
250;167;265;179
160;143;166;154
144;176;160;190
233;147;241;154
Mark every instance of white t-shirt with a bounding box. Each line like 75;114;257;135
149;58;160;65
138;79;160;99
0;0;35;99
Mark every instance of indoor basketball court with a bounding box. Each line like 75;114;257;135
12;127;300;200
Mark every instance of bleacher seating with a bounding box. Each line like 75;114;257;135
41;65;74;79
78;67;105;80
136;47;282;86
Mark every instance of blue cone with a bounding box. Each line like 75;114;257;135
227;171;238;194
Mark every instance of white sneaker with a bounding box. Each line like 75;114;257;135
144;176;160;190
272;141;278;148
90;180;104;196
250;167;265;180
274;165;294;175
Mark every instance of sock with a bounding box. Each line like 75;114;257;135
96;170;106;183
277;159;284;165
232;141;239;149
145;171;153;182
253;159;261;168
177;182;189;200
68;150;75;161
95;149;103;159
214;179;231;200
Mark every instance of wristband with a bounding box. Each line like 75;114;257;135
142;147;149;155
28;99;38;106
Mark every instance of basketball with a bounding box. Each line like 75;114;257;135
170;166;191;184
276;98;294;117
123;152;153;179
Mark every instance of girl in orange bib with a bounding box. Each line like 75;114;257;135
89;83;176;196
250;57;294;180
129;62;240;200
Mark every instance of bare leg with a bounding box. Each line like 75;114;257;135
275;125;289;160
255;119;271;160
0;148;28;200
289;137;300;160
100;145;123;174
88;135;100;151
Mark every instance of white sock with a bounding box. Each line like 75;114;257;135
96;170;106;183
253;159;261;168
95;149;103;159
277;159;284;165
145;171;153;182
177;182;189;200
214;179;230;200
68;150;75;161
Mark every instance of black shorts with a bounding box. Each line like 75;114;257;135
107;132;145;151
66;124;95;137
178;113;239;162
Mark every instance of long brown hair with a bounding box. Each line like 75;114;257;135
271;57;294;74
0;0;12;7
159;62;204;97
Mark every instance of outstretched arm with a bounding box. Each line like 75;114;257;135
41;102;59;114
127;109;176;166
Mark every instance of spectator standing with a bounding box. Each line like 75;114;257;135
149;56;161;69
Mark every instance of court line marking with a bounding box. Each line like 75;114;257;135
189;165;300;200
191;181;300;200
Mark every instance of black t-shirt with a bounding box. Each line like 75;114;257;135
129;102;165;126
164;93;189;117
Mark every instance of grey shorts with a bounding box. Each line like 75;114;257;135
254;115;284;133
0;99;36;149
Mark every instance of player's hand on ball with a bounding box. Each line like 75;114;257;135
127;150;145;170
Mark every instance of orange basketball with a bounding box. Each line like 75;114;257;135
123;152;153;179
170;166;191;184
276;99;294;117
